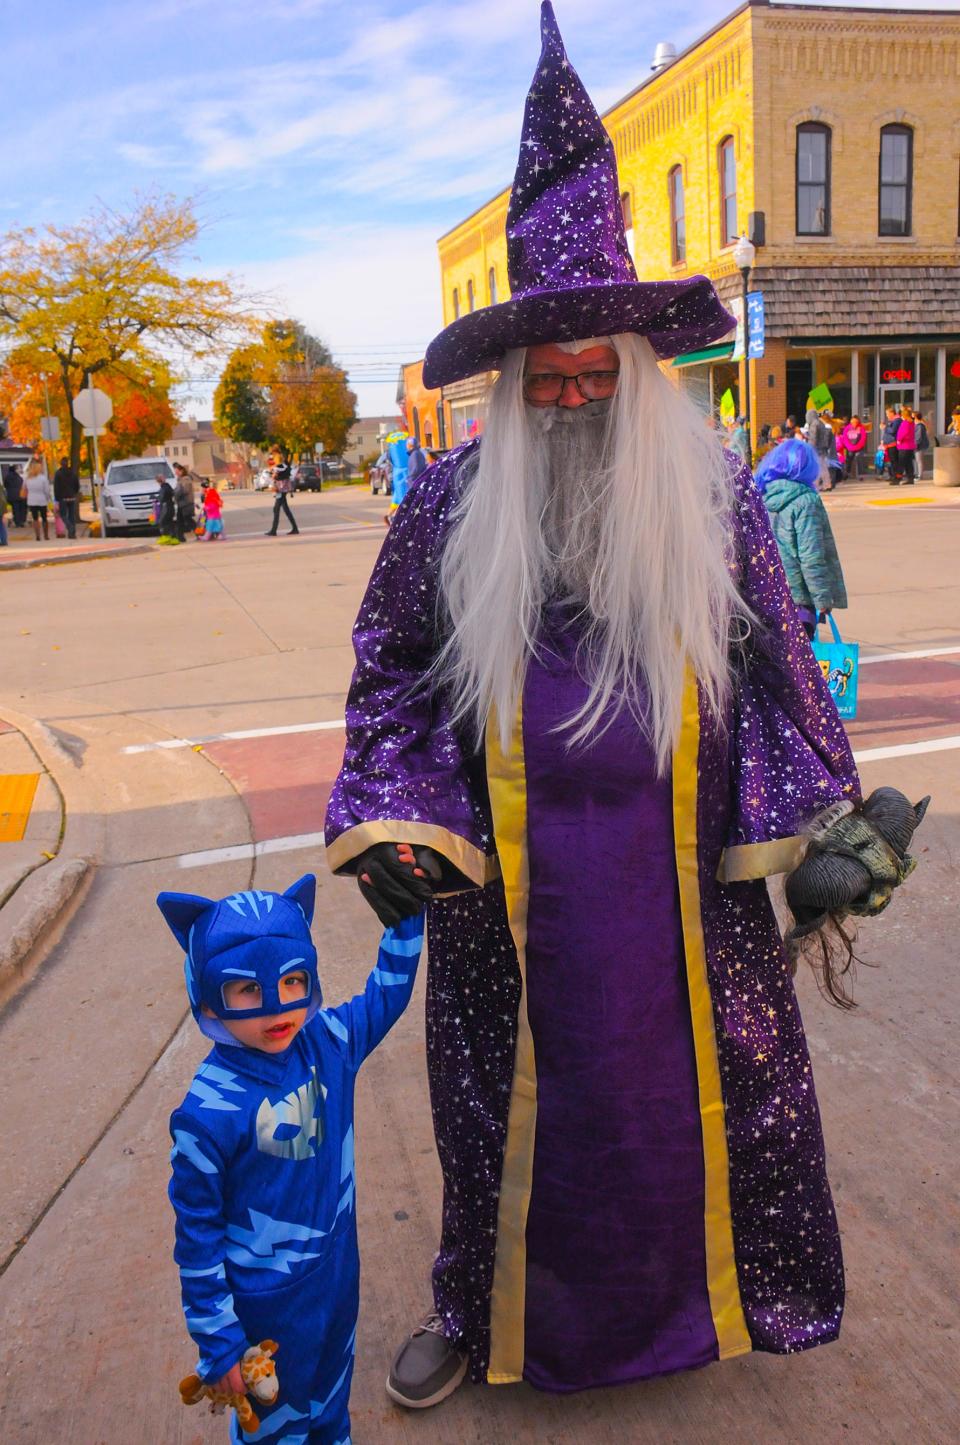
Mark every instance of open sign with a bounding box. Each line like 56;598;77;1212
882;368;913;382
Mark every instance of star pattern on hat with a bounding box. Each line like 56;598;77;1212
422;2;736;390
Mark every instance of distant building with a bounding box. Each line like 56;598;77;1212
398;363;449;452
437;0;960;448
146;418;267;485
343;415;402;469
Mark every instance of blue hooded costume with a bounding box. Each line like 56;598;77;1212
755;439;847;619
158;877;423;1445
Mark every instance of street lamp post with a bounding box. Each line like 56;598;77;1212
733;233;756;443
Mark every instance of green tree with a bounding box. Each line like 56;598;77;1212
215;319;355;460
213;345;270;447
0;195;254;471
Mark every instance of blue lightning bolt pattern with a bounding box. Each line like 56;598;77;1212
168;913;422;1439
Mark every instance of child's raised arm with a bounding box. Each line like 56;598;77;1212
168;1112;248;1383
319;914;424;1071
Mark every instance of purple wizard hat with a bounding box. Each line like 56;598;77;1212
423;1;734;389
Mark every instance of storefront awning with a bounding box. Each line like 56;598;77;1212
671;342;734;368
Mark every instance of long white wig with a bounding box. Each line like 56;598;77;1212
436;331;750;775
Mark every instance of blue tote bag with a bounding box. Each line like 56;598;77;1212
812;614;859;720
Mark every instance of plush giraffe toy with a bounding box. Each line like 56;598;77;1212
179;1340;280;1435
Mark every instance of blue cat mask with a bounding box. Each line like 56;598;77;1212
156;876;321;1047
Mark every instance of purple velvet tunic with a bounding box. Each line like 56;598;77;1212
324;442;859;1389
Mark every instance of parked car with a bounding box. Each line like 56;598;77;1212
99;456;177;535
320;455;349;481
293;462;323;492
369;461;391;496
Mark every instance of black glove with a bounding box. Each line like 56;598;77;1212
355;842;443;927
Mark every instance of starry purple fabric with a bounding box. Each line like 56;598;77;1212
422;2;734;389
325;450;860;1385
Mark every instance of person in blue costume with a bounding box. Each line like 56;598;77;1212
158;871;424;1445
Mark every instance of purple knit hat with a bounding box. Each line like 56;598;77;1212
423;1;735;390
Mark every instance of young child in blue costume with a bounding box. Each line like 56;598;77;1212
158;872;423;1445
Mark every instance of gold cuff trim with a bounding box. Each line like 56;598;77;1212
485;705;536;1386
717;835;808;883
324;820;499;889
674;668;752;1361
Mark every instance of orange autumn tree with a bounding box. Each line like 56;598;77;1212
0;361;177;469
0;195;254;472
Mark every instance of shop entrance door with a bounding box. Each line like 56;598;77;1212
880;383;918;417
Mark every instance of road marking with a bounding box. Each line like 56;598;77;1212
859;646;960;665
854;734;960;763
125;643;960;755
175;733;960;866
866;497;936;507
0;773;40;842
123;719;346;754
177;831;325;869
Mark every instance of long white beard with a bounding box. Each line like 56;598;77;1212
532;399;614;608
436;333;749;774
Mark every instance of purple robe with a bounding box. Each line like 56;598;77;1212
325;442;859;1390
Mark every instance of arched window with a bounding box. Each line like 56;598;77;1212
466;278;475;312
437;401;447;450
620;190;633;230
718;136;736;246
879;124;913;236
452;287;460;319
488;267;498;305
796;123;831;235
412;406;420;444
424;422;434;449
668;165;685;264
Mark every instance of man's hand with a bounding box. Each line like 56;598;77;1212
356;842;443;927
214;1362;245;1398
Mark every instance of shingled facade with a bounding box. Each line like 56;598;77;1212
438;0;960;449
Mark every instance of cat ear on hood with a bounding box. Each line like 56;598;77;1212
156;891;214;950
283;874;316;926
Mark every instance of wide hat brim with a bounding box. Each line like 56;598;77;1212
423;275;735;390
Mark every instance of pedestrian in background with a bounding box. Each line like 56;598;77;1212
913;411;930;477
155;475;179;544
881;405;901;482
947;406;960;436
782;414;798;437
52;456;80;539
173;463;196;542
3;464;26;528
24;456;51;540
406;436;429;484
203;482;225;540
895;406;917;485
0;487;8;546
264;454;299;536
755;437;847;640
728;414;750;463
840;415;867;478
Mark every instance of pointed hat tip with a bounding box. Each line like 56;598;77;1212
541;0;560;41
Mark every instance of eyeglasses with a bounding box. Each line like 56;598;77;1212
523;370;620;403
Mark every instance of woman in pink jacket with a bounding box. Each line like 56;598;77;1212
895;407;917;485
839;415;868;479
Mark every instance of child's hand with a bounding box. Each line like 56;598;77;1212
215;1362;246;1397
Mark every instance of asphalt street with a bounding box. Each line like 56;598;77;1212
0;480;957;1444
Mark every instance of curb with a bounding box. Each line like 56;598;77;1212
0;542;154;572
0;857;92;1008
0;707;104;1010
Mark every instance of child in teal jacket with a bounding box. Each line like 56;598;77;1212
755;438;847;639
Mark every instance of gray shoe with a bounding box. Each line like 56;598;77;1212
386;1312;468;1409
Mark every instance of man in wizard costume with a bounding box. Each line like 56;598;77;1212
325;1;926;1409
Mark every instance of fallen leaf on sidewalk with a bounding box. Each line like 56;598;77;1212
20;629;30;635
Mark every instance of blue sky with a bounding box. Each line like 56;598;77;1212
4;0;956;416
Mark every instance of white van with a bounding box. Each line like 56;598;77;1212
99;457;177;535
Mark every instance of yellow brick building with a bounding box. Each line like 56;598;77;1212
437;0;960;455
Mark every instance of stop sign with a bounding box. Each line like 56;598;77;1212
72;387;113;432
